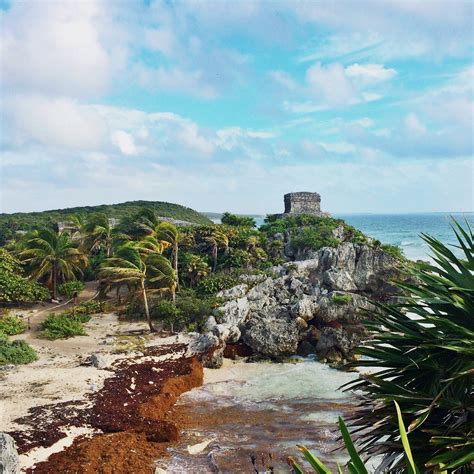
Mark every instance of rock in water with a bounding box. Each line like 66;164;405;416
242;308;299;357
0;433;20;474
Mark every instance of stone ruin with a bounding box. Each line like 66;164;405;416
283;192;324;217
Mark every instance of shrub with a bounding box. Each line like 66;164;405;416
151;300;182;333
344;220;474;472
380;243;405;260
0;313;27;335
0;248;50;304
40;314;87;339
175;291;221;332
62;300;104;322
58;281;85;299
332;294;352;305
196;273;239;296
0;334;38;365
221;212;256;227
151;291;221;333
290;227;340;252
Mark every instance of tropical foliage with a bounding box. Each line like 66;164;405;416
0;334;38;365
344;219;474;473
58;280;85;299
221;212;256;227
19;228;87;299
40;313;88;339
289;402;420;474
0;313;27;335
0;248;50;304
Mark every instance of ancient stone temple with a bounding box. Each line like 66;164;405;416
283;192;323;216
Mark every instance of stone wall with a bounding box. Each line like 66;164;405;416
284;192;322;216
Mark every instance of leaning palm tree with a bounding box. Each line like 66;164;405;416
98;242;156;332
84;213;129;257
64;213;88;242
132;209;180;283
20;228;87;299
204;229;229;272
146;252;178;303
344;219;474;473
155;221;179;286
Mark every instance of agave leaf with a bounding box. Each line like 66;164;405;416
297;445;333;474
338;417;368;474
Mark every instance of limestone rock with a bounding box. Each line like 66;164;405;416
90;353;112;369
242;308;299;357
0;433;20;474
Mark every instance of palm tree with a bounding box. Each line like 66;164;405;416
20;228;87;300
146;252;178;303
155;221;179;286
181;253;210;287
64;213;87;242
84;213;128;257
204;229;229;272
98;242;156;332
134;209;180;281
344;219;474;472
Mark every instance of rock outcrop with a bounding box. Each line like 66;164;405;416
199;242;405;367
0;433;20;474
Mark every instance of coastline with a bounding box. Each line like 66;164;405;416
1;312;204;473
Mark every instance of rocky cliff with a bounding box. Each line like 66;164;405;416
191;241;407;368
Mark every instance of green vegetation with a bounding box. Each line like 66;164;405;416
0;334;38;365
58;281;85;299
20;228;88;299
61;300;104;323
0;248;50;304
221;212;256;227
260;214;369;253
196;273;239;296
151;291;220;333
40;313;87;339
0;313;27;335
344;219;474;472
0;199;211;244
332;294;352;305
289;402;420;474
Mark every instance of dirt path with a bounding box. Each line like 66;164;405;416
11;281;101;335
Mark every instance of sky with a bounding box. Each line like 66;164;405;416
0;0;473;215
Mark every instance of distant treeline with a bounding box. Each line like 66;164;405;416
0;200;212;245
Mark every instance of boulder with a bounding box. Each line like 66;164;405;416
189;333;224;368
242;308;299;357
90;353;112;369
0;433;20;474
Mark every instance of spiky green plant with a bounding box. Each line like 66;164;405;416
289;402;420;474
343;219;474;473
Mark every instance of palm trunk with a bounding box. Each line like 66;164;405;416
52;262;58;300
212;246;218;272
141;280;155;332
173;242;179;291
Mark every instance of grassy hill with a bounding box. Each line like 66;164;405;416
0;200;212;243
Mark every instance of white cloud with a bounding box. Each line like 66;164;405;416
3;95;107;150
111;130;138;155
306;62;357;106
144;28;177;56
345;63;396;84
404;113;427;135
0;0;126;98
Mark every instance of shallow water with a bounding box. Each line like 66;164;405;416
159;359;358;473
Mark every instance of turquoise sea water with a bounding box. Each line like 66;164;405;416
251;213;473;261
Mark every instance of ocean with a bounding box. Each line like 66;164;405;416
250;212;473;261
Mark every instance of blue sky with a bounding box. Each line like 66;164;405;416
1;0;473;214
